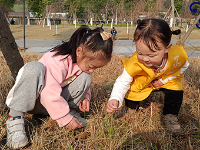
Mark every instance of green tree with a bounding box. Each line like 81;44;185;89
63;0;82;20
144;0;156;12
28;0;45;18
27;0;55;18
174;0;183;14
0;0;15;15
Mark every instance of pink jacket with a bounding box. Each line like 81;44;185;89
39;51;91;127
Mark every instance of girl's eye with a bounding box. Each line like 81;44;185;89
149;56;154;58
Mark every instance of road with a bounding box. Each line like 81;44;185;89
15;39;200;57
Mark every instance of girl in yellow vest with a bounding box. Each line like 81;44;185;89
107;18;189;133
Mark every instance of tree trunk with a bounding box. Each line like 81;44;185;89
0;6;24;79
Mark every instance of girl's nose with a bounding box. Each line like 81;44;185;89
89;69;95;73
142;56;149;62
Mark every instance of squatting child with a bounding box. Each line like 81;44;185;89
6;25;113;149
107;18;189;133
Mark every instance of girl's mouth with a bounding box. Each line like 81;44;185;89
144;61;151;65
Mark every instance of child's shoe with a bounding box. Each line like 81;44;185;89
163;114;183;134
70;109;88;127
6;116;28;149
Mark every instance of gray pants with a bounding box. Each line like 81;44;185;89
6;61;92;118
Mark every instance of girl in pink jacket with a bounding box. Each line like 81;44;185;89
6;25;113;149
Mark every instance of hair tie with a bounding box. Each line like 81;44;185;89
172;29;181;35
100;32;114;42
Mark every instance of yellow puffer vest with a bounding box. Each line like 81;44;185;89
121;45;188;101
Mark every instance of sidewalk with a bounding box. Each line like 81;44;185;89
15;39;200;57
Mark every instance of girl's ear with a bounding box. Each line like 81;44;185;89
76;47;83;58
165;43;172;53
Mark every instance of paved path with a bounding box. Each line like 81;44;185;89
16;39;200;57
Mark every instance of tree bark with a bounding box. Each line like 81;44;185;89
0;6;24;79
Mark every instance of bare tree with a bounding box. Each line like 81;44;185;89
0;6;24;79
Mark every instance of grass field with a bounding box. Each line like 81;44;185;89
0;25;200;149
9;24;200;41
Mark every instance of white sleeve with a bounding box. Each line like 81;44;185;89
109;68;133;108
160;60;189;84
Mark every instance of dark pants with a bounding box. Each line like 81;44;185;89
125;88;183;116
112;34;116;40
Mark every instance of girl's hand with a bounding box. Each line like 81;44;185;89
67;117;82;130
152;79;164;87
79;98;90;112
107;99;119;113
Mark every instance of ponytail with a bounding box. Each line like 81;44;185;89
134;19;182;49
51;25;113;63
51;25;90;61
172;29;181;35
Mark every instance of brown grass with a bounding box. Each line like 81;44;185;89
0;52;200;149
1;23;200;149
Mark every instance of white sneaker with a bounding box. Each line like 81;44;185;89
6;116;28;149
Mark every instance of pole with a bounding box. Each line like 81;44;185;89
23;0;25;51
131;21;133;29
115;10;117;25
127;22;128;34
178;14;200;46
75;19;76;28
111;18;113;28
181;1;185;28
43;18;45;28
90;18;93;26
180;1;185;39
56;24;58;35
171;0;175;28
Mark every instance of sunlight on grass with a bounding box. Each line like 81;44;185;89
0;52;200;149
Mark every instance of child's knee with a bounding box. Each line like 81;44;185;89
23;61;45;77
80;72;92;86
75;72;92;92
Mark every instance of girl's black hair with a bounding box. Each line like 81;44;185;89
134;18;181;50
51;25;113;62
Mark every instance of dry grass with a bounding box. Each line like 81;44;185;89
0;52;200;150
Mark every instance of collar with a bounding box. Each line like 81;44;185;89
150;53;168;74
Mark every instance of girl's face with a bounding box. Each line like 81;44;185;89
76;47;109;74
135;39;171;67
